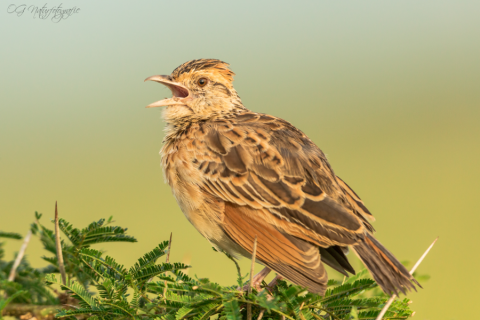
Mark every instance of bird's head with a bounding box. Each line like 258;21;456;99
145;59;245;121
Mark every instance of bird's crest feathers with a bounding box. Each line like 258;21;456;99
172;59;235;83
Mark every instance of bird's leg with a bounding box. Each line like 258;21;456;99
242;267;271;291
267;274;284;291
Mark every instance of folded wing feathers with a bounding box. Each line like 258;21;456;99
223;203;329;295
195;114;367;244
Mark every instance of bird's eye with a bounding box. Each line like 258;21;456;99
197;78;208;87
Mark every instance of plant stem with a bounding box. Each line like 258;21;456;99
257;309;265;320
375;237;438;320
54;201;67;285
247;235;258;320
8;230;32;281
163;232;172;301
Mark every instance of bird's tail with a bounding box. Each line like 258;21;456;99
352;233;420;296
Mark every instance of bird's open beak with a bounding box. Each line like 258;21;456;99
144;75;191;108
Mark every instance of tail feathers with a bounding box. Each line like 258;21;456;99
320;246;355;276
353;233;420;296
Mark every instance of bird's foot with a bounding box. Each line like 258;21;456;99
266;274;284;291
240;267;271;292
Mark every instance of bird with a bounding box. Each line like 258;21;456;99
144;59;419;296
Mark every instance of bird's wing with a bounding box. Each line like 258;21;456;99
335;175;375;227
185;112;376;284
190;112;373;242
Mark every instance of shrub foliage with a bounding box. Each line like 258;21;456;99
1;213;423;319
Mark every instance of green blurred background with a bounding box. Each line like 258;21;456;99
1;1;479;318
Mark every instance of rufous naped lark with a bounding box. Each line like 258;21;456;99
145;59;419;296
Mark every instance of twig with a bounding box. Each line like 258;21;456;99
54;201;67;285
163;232;173;300
224;252;243;286
247;235;258;320
166;232;173;264
257;309;265;320
249;236;258;291
8;230;32;281
410;238;438;274
375;237;438;320
3;303;71;320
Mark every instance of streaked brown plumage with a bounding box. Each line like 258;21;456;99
145;59;419;296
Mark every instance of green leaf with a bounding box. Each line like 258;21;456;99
349;306;359;320
223;300;241;320
175;306;194;319
96;279;115;300
192;302;221;320
131;262;190;283
45;274;98;308
82;225;137;245
41;255;58;267
34;211;43;220
79;248;127;278
0;231;22;240
0;290;27;313
130;241;170;274
35;224;58;254
344;269;370;284
57;219;83;246
322;278;377;304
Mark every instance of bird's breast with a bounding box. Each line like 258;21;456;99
160;138;238;252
